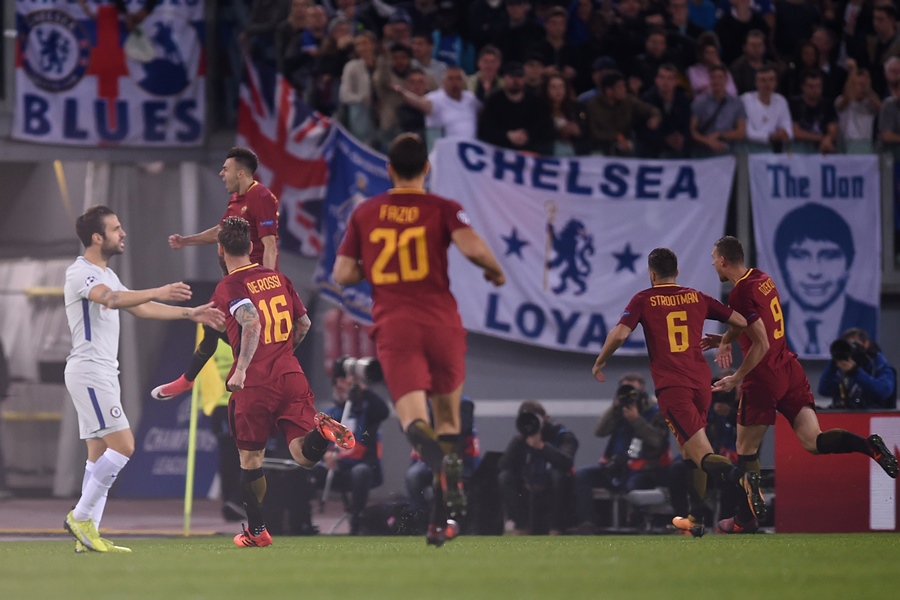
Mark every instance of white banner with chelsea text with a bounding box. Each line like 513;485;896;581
431;139;735;355
749;154;881;359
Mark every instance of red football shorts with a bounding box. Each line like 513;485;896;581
656;386;711;447
739;357;815;427
228;372;316;451
373;317;467;401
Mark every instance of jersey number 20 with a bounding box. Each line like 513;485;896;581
370;226;430;284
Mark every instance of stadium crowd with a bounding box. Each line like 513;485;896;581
217;0;900;157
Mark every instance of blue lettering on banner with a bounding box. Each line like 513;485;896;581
455;143;701;200
95;100;129;142
484;293;645;350
821;165;864;198
766;165;810;198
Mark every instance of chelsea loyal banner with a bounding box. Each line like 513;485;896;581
431;139;735;355
14;0;205;146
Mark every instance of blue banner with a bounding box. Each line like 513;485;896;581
314;126;392;324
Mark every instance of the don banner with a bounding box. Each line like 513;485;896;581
749;154;881;359
13;0;205;146
431;139;735;355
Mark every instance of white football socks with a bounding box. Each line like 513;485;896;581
73;449;129;522
80;460;109;529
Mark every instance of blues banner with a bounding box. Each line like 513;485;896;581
315;126;392;322
749;155;881;359
431;139;736;355
13;0;205;146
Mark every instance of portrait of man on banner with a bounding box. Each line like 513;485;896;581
774;203;879;357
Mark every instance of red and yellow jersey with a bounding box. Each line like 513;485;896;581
727;268;793;375
337;189;471;326
619;284;734;390
221;182;279;267
212;264;306;386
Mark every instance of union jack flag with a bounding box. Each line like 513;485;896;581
237;57;333;257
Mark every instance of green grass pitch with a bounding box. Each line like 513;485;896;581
1;534;898;600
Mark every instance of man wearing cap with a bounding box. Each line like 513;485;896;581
577;56;619;103
478;60;555;154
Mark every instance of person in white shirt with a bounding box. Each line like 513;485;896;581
394;65;482;140
835;58;880;153
740;64;793;153
63;205;223;553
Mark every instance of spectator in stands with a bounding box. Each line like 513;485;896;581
523;52;547;97
780;40;821;102
339;31;380;146
567;0;595;48
716;0;770;66
275;0;311;92
577;55;618;104
811;26;845;101
836;59;880;153
862;4;900;98
467;45;503;101
300;4;328;57
637;64;693;158
310;17;355;115
498;401;578;535
395;65;482;141
333;0;376;37
569;374;670;534
312;367;390;535
772;0;822;64
373;43;437;149
819;327;897;410
603;0;647;75
492;0;545;64
666;0;703;71
241;0;291;68
584;71;661;156
382;10;413;53
433;1;476;74
408;0;440;34
406;398;481;535
790;70;838;154
545;73;590;156
688;32;739;97
742;63;793;152
412;30;448;83
468;0;510;52
691;64;747;156
730;29;768;95
528;6;581;89
396;68;430;138
478;61;555;154
688;0;718;32
629;27;675;96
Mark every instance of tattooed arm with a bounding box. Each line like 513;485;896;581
293;314;311;349
227;303;262;392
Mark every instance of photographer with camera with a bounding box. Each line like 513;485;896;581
312;355;390;535
818;328;897;410
570;373;671;534
498;400;578;535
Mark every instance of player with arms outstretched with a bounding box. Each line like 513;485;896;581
212;216;354;548
592;247;767;538
332;133;506;546
706;236;899;534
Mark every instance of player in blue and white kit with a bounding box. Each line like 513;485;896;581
63;205;223;552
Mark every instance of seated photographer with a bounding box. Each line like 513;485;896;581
571;373;670;533
405;397;480;535
311;356;390;535
498;401;578;535
818;328;897;410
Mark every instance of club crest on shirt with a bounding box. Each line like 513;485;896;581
110;406;122;418
85;275;96;286
241;206;248;213
456;210;471;225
